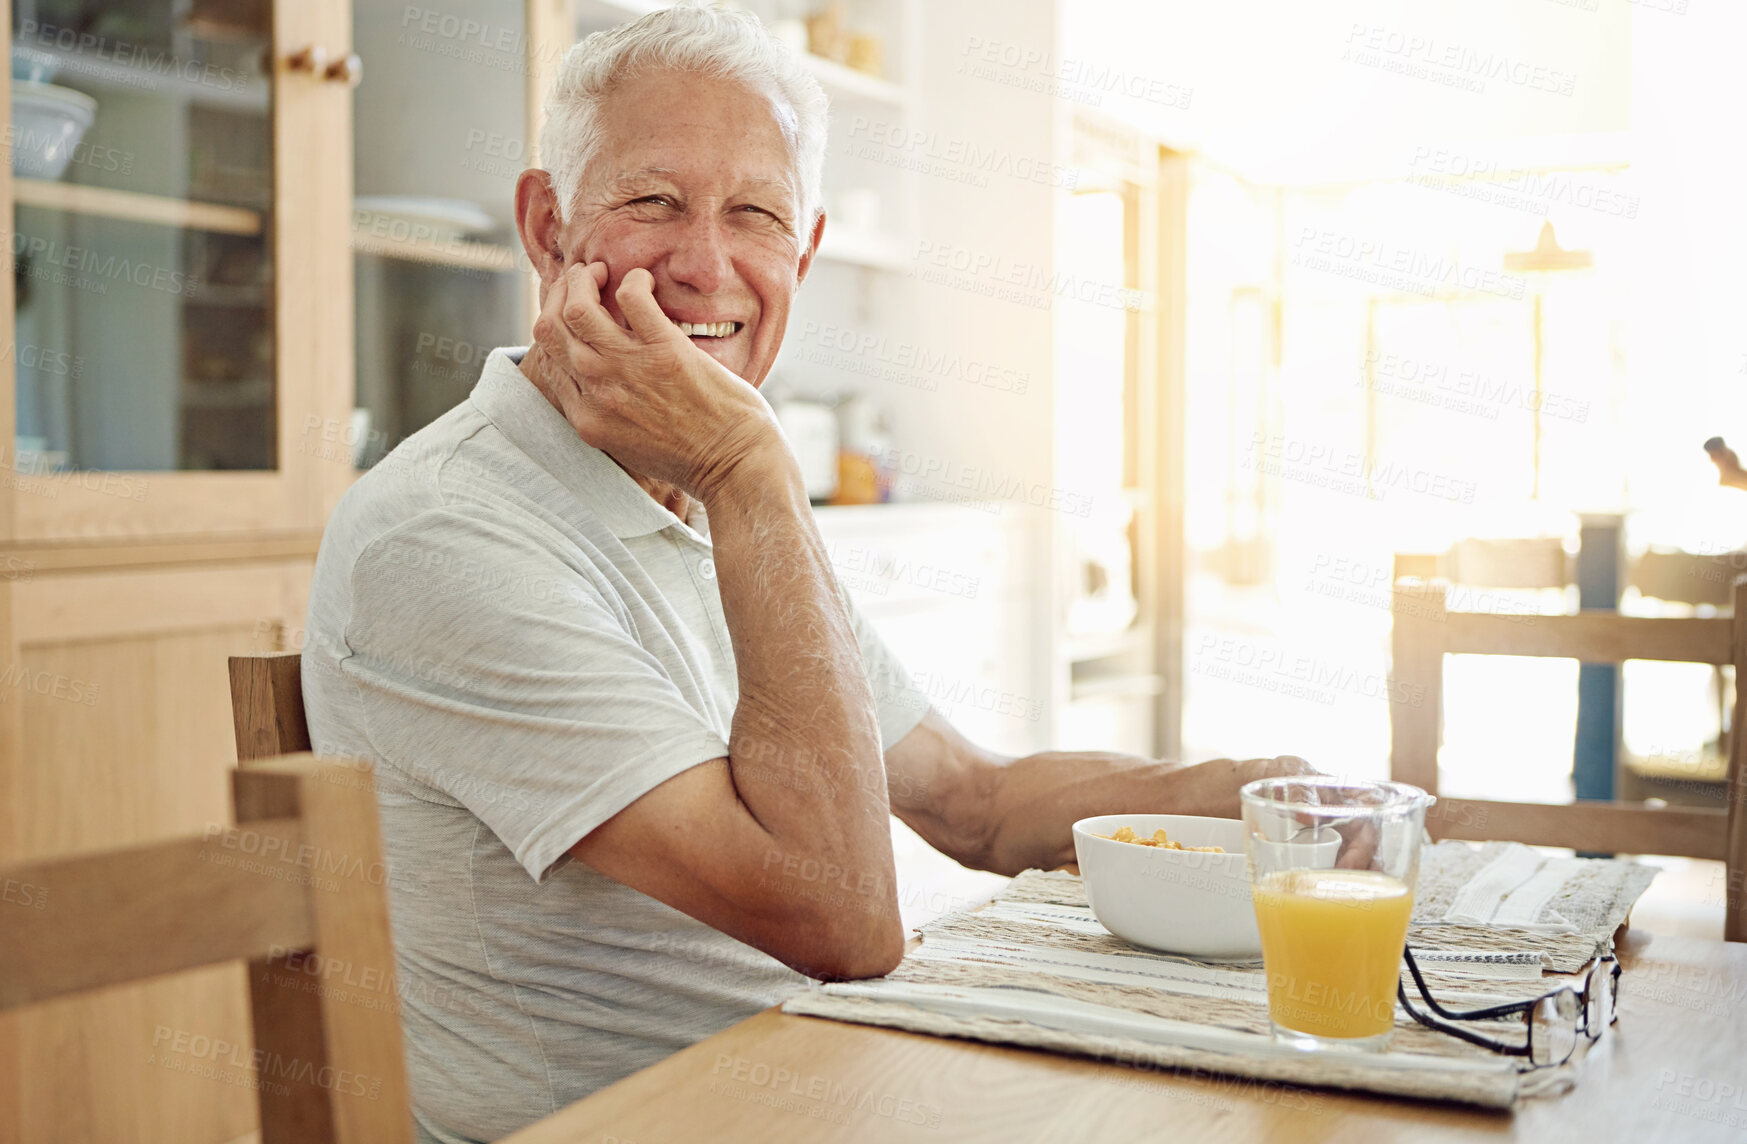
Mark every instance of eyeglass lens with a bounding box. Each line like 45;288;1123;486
1531;989;1581;1067
1586;961;1619;1035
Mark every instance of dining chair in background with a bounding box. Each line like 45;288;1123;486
0;748;414;1143
1619;549;1741;807
1388;574;1747;942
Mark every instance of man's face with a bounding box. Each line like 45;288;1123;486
553;69;816;387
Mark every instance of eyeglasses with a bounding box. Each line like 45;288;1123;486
1396;945;1620;1068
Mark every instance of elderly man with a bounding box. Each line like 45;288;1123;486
304;6;1311;1142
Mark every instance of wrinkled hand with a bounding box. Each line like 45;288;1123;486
1164;755;1377;868
525;261;784;501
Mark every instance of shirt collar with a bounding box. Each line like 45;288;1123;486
469;347;708;543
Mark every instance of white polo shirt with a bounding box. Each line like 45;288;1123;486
301;348;928;1144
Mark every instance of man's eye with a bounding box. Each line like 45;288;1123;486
630;195;672;208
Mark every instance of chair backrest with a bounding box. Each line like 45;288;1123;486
0;752;413;1143
1395;539;1571;592
1389;576;1747;943
1629;548;1743;610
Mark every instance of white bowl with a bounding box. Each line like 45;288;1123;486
1072;813;1340;960
11;80;96;181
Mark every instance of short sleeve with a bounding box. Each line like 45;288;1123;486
844;596;930;751
342;510;730;882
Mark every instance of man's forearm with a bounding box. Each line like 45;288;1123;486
700;455;899;923
963;750;1297;876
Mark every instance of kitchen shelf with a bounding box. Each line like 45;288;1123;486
23;44;270;113
185;283;268;307
1069;673;1166;703
15;179;263;235
571;1;906;105
180;377;272;410
817;227;913;271
350;229;523;274
803;53;906;106
1062;625;1153;664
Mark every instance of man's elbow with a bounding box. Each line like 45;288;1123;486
786;910;905;982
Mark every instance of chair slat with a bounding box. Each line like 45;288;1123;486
0;819;314;1010
234;754;412;1144
1727;582;1747;943
1444;612;1732;665
231;652;312;761
1427;799;1728;860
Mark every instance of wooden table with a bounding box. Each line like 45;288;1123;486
503;928;1747;1143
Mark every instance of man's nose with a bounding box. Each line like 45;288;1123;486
664;215;732;295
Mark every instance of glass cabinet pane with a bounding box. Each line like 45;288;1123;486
350;0;530;467
11;0;276;471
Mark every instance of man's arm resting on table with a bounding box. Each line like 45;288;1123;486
884;709;1316;876
536;263;902;982
565;454;903;982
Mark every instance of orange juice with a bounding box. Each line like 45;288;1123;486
1252;869;1413;1040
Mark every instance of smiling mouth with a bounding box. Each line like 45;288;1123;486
672;320;744;339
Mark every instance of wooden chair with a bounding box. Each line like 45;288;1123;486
1390;576;1747;942
1620;549;1742;804
0;750;414;1143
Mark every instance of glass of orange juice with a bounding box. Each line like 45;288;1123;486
1241;778;1434;1052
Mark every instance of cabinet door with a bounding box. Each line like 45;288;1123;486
348;0;540;466
5;0;354;540
0;558;311;1143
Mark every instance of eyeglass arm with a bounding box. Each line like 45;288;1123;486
1397;983;1528;1057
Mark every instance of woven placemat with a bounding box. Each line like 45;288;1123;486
783;843;1657;1109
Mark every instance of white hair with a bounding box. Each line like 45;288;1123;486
539;3;829;232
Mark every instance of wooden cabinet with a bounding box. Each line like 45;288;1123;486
4;2;389;1140
1;559;308;1143
0;1;1062;1139
6;0;354;542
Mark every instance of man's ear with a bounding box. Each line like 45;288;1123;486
515;169;568;285
795;209;826;284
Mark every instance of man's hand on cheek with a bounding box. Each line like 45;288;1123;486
528;262;784;501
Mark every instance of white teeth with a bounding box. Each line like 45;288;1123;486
673;320;739;337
